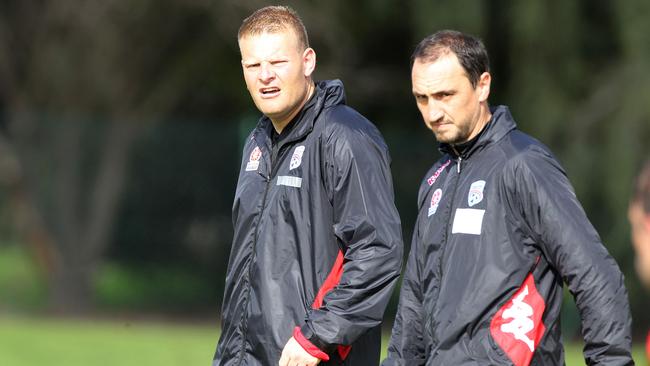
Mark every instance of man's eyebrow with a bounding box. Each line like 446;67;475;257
435;89;455;95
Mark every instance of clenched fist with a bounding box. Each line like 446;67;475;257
279;336;321;366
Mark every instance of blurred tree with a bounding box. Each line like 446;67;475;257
0;0;236;312
0;0;647;337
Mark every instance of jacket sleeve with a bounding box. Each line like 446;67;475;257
505;147;633;365
299;121;403;355
382;214;427;366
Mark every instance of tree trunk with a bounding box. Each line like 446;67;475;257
0;114;140;313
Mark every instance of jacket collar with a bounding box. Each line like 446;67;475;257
439;105;517;159
253;79;347;149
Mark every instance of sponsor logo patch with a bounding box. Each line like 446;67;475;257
428;189;442;217
289;146;305;170
490;273;546;366
277;176;302;188
245;146;262;171
451;208;485;235
427;160;451;186
468;180;486;207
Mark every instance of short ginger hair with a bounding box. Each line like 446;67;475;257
238;6;309;51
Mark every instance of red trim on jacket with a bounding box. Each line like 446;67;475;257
312;250;346;308
490;273;546;366
310;249;352;360
337;344;352;360
293;326;330;361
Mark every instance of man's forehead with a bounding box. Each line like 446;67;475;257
239;31;300;59
411;64;469;88
413;54;464;76
411;55;468;90
239;29;300;47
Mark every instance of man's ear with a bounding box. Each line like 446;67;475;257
477;72;491;102
303;48;316;77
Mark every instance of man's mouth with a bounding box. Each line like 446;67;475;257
260;87;280;98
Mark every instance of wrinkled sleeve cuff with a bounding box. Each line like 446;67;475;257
293;326;330;361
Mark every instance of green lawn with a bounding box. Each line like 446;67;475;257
0;315;220;366
0;315;646;365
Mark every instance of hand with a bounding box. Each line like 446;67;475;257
279;336;321;366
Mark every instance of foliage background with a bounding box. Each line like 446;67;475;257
1;0;649;362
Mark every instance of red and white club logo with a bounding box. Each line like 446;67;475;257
249;146;262;161
490;273;546;366
428;189;442;217
245;146;262;172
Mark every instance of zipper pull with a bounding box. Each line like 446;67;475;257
258;171;270;182
457;157;462;173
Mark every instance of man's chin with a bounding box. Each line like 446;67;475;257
434;132;460;145
253;98;282;113
257;105;285;119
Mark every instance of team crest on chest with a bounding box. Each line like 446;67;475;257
468;180;486;207
245;146;262;171
428;189;443;217
289;146;305;170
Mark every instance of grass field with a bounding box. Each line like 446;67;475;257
0;315;219;366
0;315;646;365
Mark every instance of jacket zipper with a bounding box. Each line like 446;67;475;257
432;155;463;350
236;146;280;365
237;139;291;364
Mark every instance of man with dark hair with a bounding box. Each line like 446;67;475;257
383;30;633;365
213;6;403;366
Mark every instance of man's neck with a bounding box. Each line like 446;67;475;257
271;81;315;134
470;104;492;141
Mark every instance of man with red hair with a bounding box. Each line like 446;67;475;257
213;6;402;366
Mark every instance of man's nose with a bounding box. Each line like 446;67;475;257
427;102;444;123
259;62;275;83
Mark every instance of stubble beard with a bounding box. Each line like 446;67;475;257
433;122;472;145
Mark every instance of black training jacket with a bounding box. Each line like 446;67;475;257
383;106;633;366
214;80;403;366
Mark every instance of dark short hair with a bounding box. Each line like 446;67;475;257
411;30;489;88
238;6;309;51
633;159;650;214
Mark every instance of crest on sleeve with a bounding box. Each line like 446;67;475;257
428;189;443;217
245;146;262;171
